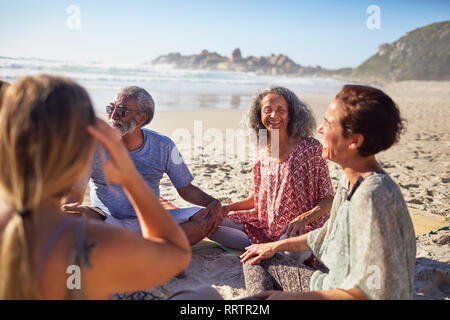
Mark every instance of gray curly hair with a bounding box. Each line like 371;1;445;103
118;86;155;126
247;86;316;140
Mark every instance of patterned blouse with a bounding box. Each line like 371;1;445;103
307;173;416;299
228;137;334;244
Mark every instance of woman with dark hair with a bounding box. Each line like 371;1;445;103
209;87;334;267
241;85;416;300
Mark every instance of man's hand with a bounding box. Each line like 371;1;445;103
61;203;106;221
176;184;224;237
199;199;223;236
61;202;82;214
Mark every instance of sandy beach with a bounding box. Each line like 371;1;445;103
89;81;449;300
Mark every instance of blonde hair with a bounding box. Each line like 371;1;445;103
0;80;10;111
0;75;95;299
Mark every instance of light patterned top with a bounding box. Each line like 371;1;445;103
228;137;334;243
307;172;416;300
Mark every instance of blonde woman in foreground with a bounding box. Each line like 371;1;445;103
0;75;191;299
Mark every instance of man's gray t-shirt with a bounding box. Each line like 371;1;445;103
89;128;193;220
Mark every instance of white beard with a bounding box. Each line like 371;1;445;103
109;119;138;136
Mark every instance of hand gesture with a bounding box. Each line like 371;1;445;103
200;199;223;236
240;242;277;265
284;217;306;238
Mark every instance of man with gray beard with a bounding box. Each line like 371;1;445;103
64;86;223;245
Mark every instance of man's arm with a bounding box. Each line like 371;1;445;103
62;185;87;205
60;176;107;221
61;184;106;221
176;183;217;207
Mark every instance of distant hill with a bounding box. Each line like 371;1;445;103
353;21;450;81
152;21;450;82
152;48;332;76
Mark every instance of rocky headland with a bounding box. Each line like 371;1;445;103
152;21;449;83
152;47;351;78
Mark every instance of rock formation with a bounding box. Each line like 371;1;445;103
152;21;450;82
152;48;326;76
352;21;450;81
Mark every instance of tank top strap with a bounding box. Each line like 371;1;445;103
66;218;97;300
35;217;76;276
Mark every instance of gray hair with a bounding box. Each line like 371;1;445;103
117;86;155;126
247;86;316;140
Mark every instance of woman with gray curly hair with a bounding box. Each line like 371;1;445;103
209;87;334;267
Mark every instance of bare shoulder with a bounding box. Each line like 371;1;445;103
83;218;147;250
80;218;189;298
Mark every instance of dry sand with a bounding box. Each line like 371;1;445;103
93;81;450;300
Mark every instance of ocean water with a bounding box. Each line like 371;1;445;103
0;56;347;112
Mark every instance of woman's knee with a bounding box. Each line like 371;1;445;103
243;258;279;295
208;225;251;250
221;217;245;231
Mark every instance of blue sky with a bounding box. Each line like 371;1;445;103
0;0;449;69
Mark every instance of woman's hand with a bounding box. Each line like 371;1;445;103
222;204;232;217
87;118;138;188
240;242;278;265
284;216;306;238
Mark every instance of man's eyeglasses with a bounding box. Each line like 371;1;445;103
106;105;144;118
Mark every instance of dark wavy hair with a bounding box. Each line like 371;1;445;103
335;84;405;157
247;86;316;140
